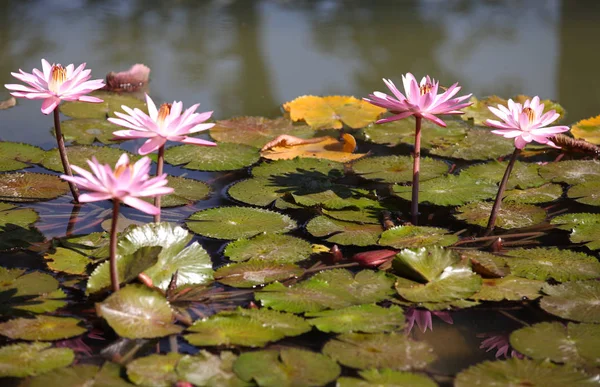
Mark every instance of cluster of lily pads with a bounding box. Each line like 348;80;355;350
0;63;600;386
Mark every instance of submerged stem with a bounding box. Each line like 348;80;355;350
110;200;121;292
154;145;165;223
53;108;80;203
411;116;422;225
484;148;521;236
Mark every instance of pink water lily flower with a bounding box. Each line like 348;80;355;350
364;73;472;127
108;94;216;155
5;59;105;114
61;154;173;215
485;96;570;149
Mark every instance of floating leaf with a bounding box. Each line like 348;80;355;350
510;322;600;367
306;304;405;334
379;226;458;249
504;183;563;204
429;129;514;160
58;118;122;145
251;157;344;178
215;261;304;288
42;145;138;173
455;202;546;229
187;207;296;240
392;246;460;282
338;369;437;387
233;347;341;387
503;248;600;282
571;115;600;144
224;233;313;263
306;215;382;246
538;160;600;185
260;133;367;162
454;358;595;387
459;250;509;278
0;172;69;202
352;155;448;183
96;284;183;338
540;281;600;323
177;351;248;387
13;289;68;314
470;276;543;301
567;181;600;206
257;269;394;313
185;307;311;347
126;353;182;387
323;332;435;371
0;206;38;228
227;177;283;207
393;174;497;206
321;207;381;224
461;160;547;189
60;91;147;119
0;315;86;341
147;175;211;207
551;213;600;250
164;142;260;171
44;247;90;275
0;96;16;110
0;342;74;377
283;95;385;129
0;141;45;171
210;116;314;148
0;268;66;314
461;95;565;126
21;363;132;387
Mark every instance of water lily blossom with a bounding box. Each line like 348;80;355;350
485;96;569;149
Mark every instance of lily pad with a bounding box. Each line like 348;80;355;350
454;201;546;229
60;91;147;119
0;205;38;227
352;155;448;183
503;248;600;282
177;351;248;387
510;322;600;367
323;332;435;371
0;141;45;171
224;233;313;263
570;114;600;144
149;175;211;207
379;226;458;249
458;250;509;278
21;363;132;387
44;247;90;275
187;207;296;240
391;246;457;281
567;180;600;206
185;307;311;347
460;95;565;126
461;160;547;189
58;118;123;145
0;342;74;377
227;178;283;207
42;145;138;173
260;133;367;162
538;160;600;185
454;358;596;387
164;142;260;171
126;353;182;387
233;347;341;387
257;269;395;313
504;183;563;204
96;284;183;338
0;268;67;314
306;304;405;333
306;215;383;246
0;172;69;202
337;369;437;387
321;207;381;224
551;213;600;250
0;315;86;341
395;265;482;303
215;261;305;288
429;129;515;160
470;276;544;301
0;223;45;251
251;157;344;178
540;280;600;323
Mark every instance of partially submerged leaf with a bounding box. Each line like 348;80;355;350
540;280;600;323
0;315;86;341
378;226;458;249
260;133;367;162
455;201;546;229
42;145;138;173
0;172;69;202
567;180;600;206
459;250;509;278
164;142;260;171
215;261;304;288
470;276;543;301
306;304;405;334
551;213;600;250
0;206;38;228
0;342;74;377
352;155;448;183
306;215;383;246
58;118;122;145
224;233;313;263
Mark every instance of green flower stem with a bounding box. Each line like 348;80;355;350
411;116;422;225
110;200;121;292
485;148;521;236
154;145;165;223
53;108;79;203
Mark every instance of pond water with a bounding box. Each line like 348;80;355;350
1;1;600;386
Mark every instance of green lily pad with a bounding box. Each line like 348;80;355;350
21;363;132;387
540;281;600;323
454;201;546;229
391;246;458;281
568;181;600;206
551;213;600;250
224;233;313;263
395;265;482;303
0;223;45;251
12;289;68;314
59;232;110;260
454;358;596;387
323;332;435;371
393;174;497;206
470;276;544;301
571;115;600;144
0;268;67;314
177;351;248;387
251;157;344;178
41;145;138;173
227;177;284;207
0;342;74;377
538;160;600;185
0;141;45;171
321;207;381;224
379;226;458;249
460;95;565;126
58;118;123;145
215;261;305;288
0;206;38;228
429;129;515;160
126;353;182;387
459;250;509;278
210;116;315;148
185;307;311;347
306;304;405;333
164;142;260;171
461;160;547;189
233;347;340;387
96;284;183;338
0;315;86;341
510;322;600;367
351;155;448;183
291;187;380;210
504;183;563;204
187;207;296;240
149;175;211;207
0;172;69;202
306;215;383;246
257;269;395;313
503;248;600;282
60;91;147;119
337;369;437;387
44;247;90;275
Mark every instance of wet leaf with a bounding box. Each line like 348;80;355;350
538;160;600;185
458;250;509;278
551;213;600;250
260;133;367;162
234;347;341;387
58;118;123;145
352;155;448;183
455;202;546;229
306;215;383;246
395;265;482;303
164;142;260;171
126;353;182;387
323;332;435;371
257;269;395;313
504;248;600;282
461;160;547;189
392;246;460;282
337;369;437;387
0;206;38;228
461;95;565;126
429;129;515;160
504;183;563;204
60;91;147;119
0;342;74;377
567;180;600;206
0;142;45;171
571;114;600;144
0;268;66;314
146;175;211;207
59;231;110;260
283;95;385;129
42;145;138;173
0;172;69;202
177;351;248;387
251;157;344;178
20;362;132;387
0;315;86;341
321;207;381;224
97;284;183;338
227;177;283;207
44;247;90;275
13;289;68;314
379;226;458;249
540;280;600;323
215;261;304;288
224;233;313;263
470;276;543;301
306;304;405;333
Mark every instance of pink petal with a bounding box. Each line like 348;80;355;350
122;196;160;215
139;136;167;155
78;192;113;202
421;112;446;127
41;97;60;114
179;137;217;147
514;136;528;149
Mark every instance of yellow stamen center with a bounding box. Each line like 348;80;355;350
157;103;172;127
419;83;433;95
523;107;535;124
114;163;131;178
49;64;67;93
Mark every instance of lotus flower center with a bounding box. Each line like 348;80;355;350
114;163;132;179
523;107;535;124
157;103;172;128
49;64;67;93
419;83;433;95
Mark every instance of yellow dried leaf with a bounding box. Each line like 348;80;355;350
260;133;367;162
571;115;600;145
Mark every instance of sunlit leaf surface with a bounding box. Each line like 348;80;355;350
224;233;313;263
337;369;437;387
0;315;86;341
215;261;304;288
455;202;546;229
540;280;600;323
0;342;74;377
0;141;45;171
260;133;367;162
352;155;448;183
306;304;405;334
164;142;260;171
60;91;147;119
0;172;69;202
